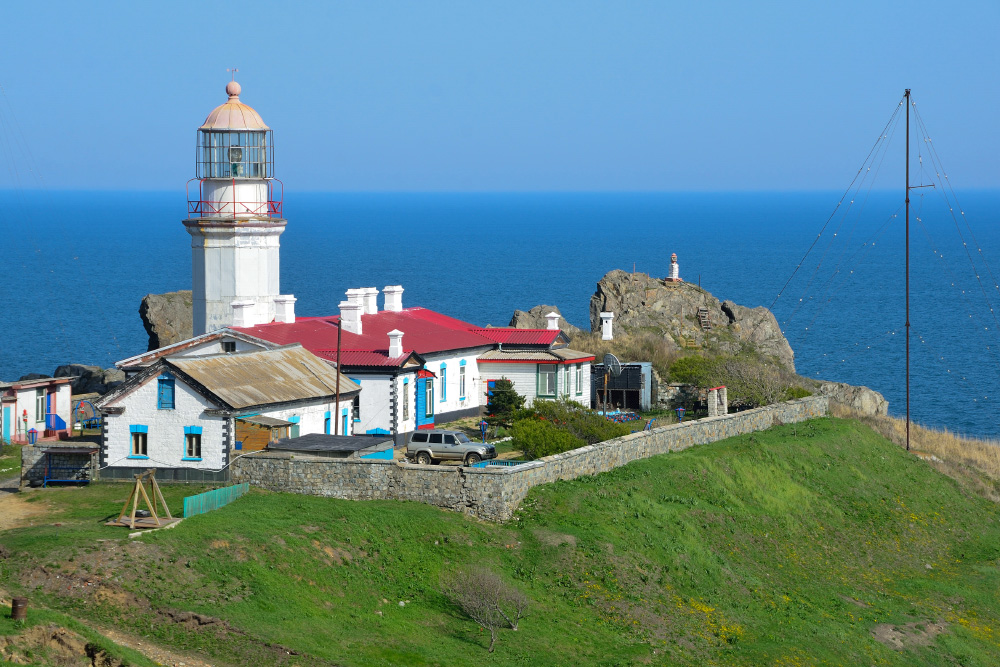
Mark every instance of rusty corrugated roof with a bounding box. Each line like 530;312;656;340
168;345;358;409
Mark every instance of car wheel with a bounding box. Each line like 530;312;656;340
416;452;432;466
465;453;482;466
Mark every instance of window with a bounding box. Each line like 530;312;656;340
222;341;236;353
35;389;45;423
129;425;148;458
183;426;202;459
576;364;583;395
538;365;556;397
425;380;434;417
352;395;360;421
411;432;428;443
342;410;349;435
324;415;331;435
157;374;175;410
444;434;457;445
429;433;443;444
562;365;569;396
459;361;467;400
403;380;410;420
440;364;447;402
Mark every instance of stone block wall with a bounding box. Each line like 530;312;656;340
20;445;99;488
232;395;829;522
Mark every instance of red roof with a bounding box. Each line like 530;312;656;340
469;328;561;346
233;307;497;361
313;349;416;368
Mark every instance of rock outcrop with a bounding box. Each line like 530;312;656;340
53;364;125;395
508;305;583;337
589;270;795;371
817;381;888;416
140;290;193;351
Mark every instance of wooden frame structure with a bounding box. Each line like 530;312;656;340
106;469;181;530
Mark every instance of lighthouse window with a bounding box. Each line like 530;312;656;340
197;130;271;179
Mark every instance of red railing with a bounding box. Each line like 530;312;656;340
186;178;283;218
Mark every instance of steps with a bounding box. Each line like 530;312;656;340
697;307;712;331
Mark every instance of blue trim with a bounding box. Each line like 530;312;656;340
460;359;467;366
324;410;331;418
184;426;203;435
237;412;260;418
127;455;149;460
367;428;391;435
182;457;203;461
129;425;148;433
349;377;361;384
361;449;393;460
157;376;175;410
288;415;301;423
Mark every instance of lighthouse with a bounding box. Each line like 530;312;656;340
184;77;295;335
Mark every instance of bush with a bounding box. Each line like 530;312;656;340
442;566;529;653
783;386;813;400
668;353;801;410
486;378;526;428
668;355;718;385
531;400;632;445
512;418;584;459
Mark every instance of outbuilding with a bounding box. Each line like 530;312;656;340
1;377;74;443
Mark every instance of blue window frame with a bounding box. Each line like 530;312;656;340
324;410;331;435
157;374;175;410
289;415;300;438
459;359;467;400
342;408;348;435
183;426;203;460
129;424;148;458
440;364;447;402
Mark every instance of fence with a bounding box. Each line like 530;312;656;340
183;483;250;518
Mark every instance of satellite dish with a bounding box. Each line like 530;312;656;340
603;353;622;377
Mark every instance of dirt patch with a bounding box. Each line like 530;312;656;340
209;539;230;549
871;621;947;650
0;622;95;666
97;625;213;667
0;491;52;531
533;529;577;549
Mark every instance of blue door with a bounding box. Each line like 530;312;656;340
415;378;434;428
2;406;10;441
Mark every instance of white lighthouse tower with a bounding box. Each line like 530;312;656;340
184;77;294;335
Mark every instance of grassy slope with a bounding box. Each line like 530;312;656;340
2;418;1000;666
0;444;20;478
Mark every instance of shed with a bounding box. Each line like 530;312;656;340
268;433;395;460
235;415;296;451
591;362;653;411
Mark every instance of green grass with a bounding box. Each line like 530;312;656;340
2;419;1000;665
0;444;20;478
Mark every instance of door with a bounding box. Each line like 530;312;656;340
2;406;10;441
46;391;54;430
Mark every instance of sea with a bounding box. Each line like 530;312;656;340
2;190;998;438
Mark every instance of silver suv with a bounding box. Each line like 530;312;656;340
406;429;497;466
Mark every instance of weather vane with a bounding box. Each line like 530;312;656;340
227;67;239;81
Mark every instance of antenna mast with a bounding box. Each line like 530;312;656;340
905;88;911;451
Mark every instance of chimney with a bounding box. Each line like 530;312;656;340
345;288;365;308
600;312;614;341
388;329;404;358
231;300;257;328
363;287;379;315
339;300;363;335
273;295;297;324
545;311;560;330
384;285;404;312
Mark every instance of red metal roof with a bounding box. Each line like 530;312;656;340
314;349;416;368
469;328;561;346
233;307;496;360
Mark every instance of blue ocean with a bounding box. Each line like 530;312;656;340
2;190;998;437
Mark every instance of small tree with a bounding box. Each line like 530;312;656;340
487;378;526;428
442;566;530;652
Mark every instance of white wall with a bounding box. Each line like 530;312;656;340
102;373;227;471
396;374;416;435
478;362;591;408
421;349;490;419
257;395;355;437
6;382;74;439
345;374;393;435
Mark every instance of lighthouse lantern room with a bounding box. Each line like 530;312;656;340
184;78;293;336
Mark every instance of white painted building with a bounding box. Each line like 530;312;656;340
0;377;74;443
477;350;593;408
96;346;359;481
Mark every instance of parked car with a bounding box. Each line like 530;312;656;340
406;429;497;466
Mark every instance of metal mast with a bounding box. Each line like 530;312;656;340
905;88;911;451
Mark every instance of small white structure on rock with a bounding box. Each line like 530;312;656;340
600;312;614;340
545;312;560;330
667;252;682;282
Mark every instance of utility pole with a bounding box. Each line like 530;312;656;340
334;321;342;435
905;88;911;452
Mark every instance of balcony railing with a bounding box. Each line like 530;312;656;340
186;178;283;219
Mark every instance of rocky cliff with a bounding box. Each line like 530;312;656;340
588;270;796;372
508;305;583;337
19;364;124;395
139;290;193;351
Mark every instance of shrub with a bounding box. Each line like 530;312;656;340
668;355;718;385
442;566;530;652
512;418;584;459
486;378;526;428
783;386;813;400
531;400;632;445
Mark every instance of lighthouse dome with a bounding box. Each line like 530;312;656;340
200;80;270;131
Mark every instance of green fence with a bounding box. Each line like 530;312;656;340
183;483;249;518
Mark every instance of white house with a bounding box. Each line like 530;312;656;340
96;345;360;482
1;377;74;443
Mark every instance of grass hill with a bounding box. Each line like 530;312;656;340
2;417;1000;665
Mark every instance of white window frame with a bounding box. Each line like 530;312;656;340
538;365;556;397
459;364;466;399
576;364;583;395
35;389;45;423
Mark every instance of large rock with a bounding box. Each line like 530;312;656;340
508;305;583;337
53;364;125;395
589;269;795;371
818;381;888;417
140;290;193;351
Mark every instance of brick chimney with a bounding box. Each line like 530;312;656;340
388;329;404;358
273;295;296;324
340;300;363;335
384;285;404;312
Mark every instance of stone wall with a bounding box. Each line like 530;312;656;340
232;395;829;522
20;445;99;488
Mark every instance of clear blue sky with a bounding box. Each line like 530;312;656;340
0;0;996;191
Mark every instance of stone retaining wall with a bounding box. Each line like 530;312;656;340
20;445;99;488
231;396;829;522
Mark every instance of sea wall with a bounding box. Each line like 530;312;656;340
231;395;829;522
